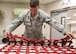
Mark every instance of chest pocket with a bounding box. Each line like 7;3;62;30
36;17;43;27
36;22;42;26
24;17;32;27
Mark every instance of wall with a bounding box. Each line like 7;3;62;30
44;0;76;38
51;11;67;39
45;0;63;14
44;0;76;46
44;0;64;39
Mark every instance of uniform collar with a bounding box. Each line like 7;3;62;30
27;10;40;20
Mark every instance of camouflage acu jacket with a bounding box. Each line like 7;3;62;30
6;9;66;41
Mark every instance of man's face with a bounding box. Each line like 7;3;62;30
30;6;39;16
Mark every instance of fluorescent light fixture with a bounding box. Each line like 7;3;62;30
67;23;70;24
70;21;76;24
13;8;29;16
63;0;69;3
73;14;76;16
67;17;71;20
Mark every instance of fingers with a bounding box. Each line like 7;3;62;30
67;34;72;40
67;33;74;40
70;33;74;38
4;30;11;38
66;32;74;40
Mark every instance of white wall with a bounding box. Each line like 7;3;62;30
44;0;76;39
51;11;67;39
45;0;63;14
44;0;64;39
44;0;76;46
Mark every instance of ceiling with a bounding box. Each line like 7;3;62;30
0;0;58;4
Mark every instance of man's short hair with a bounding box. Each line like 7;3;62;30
30;0;39;8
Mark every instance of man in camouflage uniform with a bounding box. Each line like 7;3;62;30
4;0;74;41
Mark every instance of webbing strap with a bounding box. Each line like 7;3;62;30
34;46;39;54
5;45;15;54
42;46;50;54
0;44;76;54
0;45;8;51
16;45;22;54
26;46;29;54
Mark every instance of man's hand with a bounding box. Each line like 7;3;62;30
66;32;74;40
4;30;11;38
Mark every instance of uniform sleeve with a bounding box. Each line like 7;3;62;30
40;10;67;35
6;11;27;33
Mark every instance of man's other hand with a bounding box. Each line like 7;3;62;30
66;32;74;40
4;30;11;38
